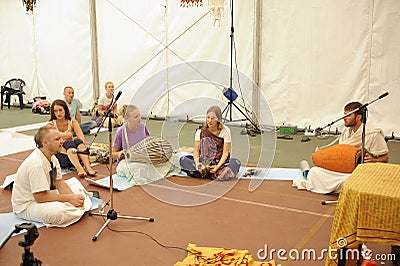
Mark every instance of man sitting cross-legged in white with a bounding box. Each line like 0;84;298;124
293;101;389;194
11;125;86;227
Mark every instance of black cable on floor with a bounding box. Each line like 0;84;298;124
97;215;214;262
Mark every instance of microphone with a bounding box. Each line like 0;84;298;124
379;91;389;99
70;148;98;156
104;91;122;118
114;91;122;101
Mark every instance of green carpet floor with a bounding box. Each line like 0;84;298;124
1;107;399;167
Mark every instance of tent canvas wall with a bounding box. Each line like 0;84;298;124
0;0;399;135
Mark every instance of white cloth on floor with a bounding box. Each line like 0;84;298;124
292;166;350;194
116;154;181;185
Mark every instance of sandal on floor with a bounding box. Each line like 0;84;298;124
277;134;293;140
87;170;97;177
247;129;257;137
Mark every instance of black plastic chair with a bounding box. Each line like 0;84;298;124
1;78;26;109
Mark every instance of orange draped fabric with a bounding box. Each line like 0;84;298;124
175;243;276;266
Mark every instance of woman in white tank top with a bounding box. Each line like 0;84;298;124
48;99;97;178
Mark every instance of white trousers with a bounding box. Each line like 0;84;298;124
16;201;85;227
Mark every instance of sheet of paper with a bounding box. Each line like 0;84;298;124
65;177;92;211
85;174;133;191
1;173;16;189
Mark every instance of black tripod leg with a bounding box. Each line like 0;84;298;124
222;103;229;116
222;103;231;122
231;101;261;132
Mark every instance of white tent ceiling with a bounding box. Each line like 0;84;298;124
0;0;399;135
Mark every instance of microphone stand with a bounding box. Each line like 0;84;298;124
221;0;261;133
320;92;388;205
88;92;154;241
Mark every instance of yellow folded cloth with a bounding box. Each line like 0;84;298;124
175;243;276;266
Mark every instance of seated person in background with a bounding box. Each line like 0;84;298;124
11;125;86;227
293;101;388;194
91;81;123;128
112;105;150;165
179;105;241;181
48;99;97;178
63;86;96;134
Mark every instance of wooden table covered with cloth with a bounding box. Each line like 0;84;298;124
326;163;400;266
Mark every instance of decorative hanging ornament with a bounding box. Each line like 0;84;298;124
22;0;37;13
208;0;224;26
180;0;203;8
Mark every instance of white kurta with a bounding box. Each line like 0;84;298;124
293;124;389;194
11;148;85;227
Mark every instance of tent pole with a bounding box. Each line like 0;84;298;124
252;0;261;125
89;0;100;101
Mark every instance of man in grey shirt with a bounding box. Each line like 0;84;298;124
63;86;96;134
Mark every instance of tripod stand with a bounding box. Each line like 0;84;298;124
0;223;42;266
222;0;261;133
320;92;389;205
88;92;154;241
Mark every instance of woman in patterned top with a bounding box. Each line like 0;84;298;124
180;105;240;181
